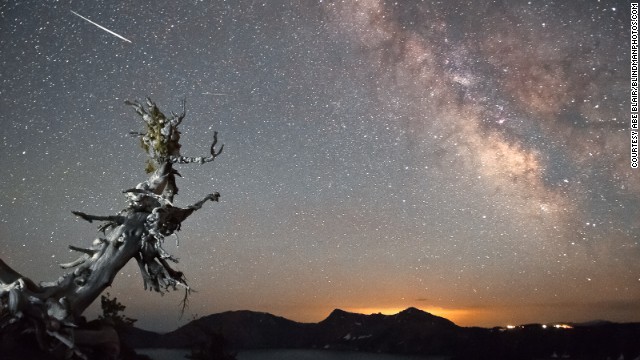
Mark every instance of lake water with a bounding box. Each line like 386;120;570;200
137;348;447;360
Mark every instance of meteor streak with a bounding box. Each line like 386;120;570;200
71;10;132;43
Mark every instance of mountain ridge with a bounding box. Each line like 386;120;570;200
120;307;640;359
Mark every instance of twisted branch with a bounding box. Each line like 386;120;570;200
169;131;224;164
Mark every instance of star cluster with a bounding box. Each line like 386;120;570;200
1;0;638;330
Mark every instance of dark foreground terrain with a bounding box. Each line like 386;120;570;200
2;308;639;359
122;308;640;360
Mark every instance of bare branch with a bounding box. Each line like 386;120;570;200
59;255;90;269
72;211;125;225
170;98;186;126
189;192;220;210
124;100;145;118
68;245;97;256
179;287;193;317
169;132;224;165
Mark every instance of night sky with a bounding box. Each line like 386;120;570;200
1;0;639;331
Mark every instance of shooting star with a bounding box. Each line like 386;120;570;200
202;92;228;96
71;10;132;43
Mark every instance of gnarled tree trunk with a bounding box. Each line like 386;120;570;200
0;98;223;358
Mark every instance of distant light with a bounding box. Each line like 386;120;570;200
553;324;573;329
542;324;547;329
506;325;516;329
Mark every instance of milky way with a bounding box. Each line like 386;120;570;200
1;0;638;330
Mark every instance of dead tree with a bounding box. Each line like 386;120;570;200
0;98;223;358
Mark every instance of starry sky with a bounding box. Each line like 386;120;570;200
1;0;639;331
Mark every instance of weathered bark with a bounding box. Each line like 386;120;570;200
0;98;223;358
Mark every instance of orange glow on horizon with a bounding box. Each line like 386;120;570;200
252;300;633;330
342;306;477;326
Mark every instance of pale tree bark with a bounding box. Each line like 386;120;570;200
0;98;223;358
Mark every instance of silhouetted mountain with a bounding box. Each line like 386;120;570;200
157;310;311;349
311;307;460;354
119;326;161;349
123;308;640;360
